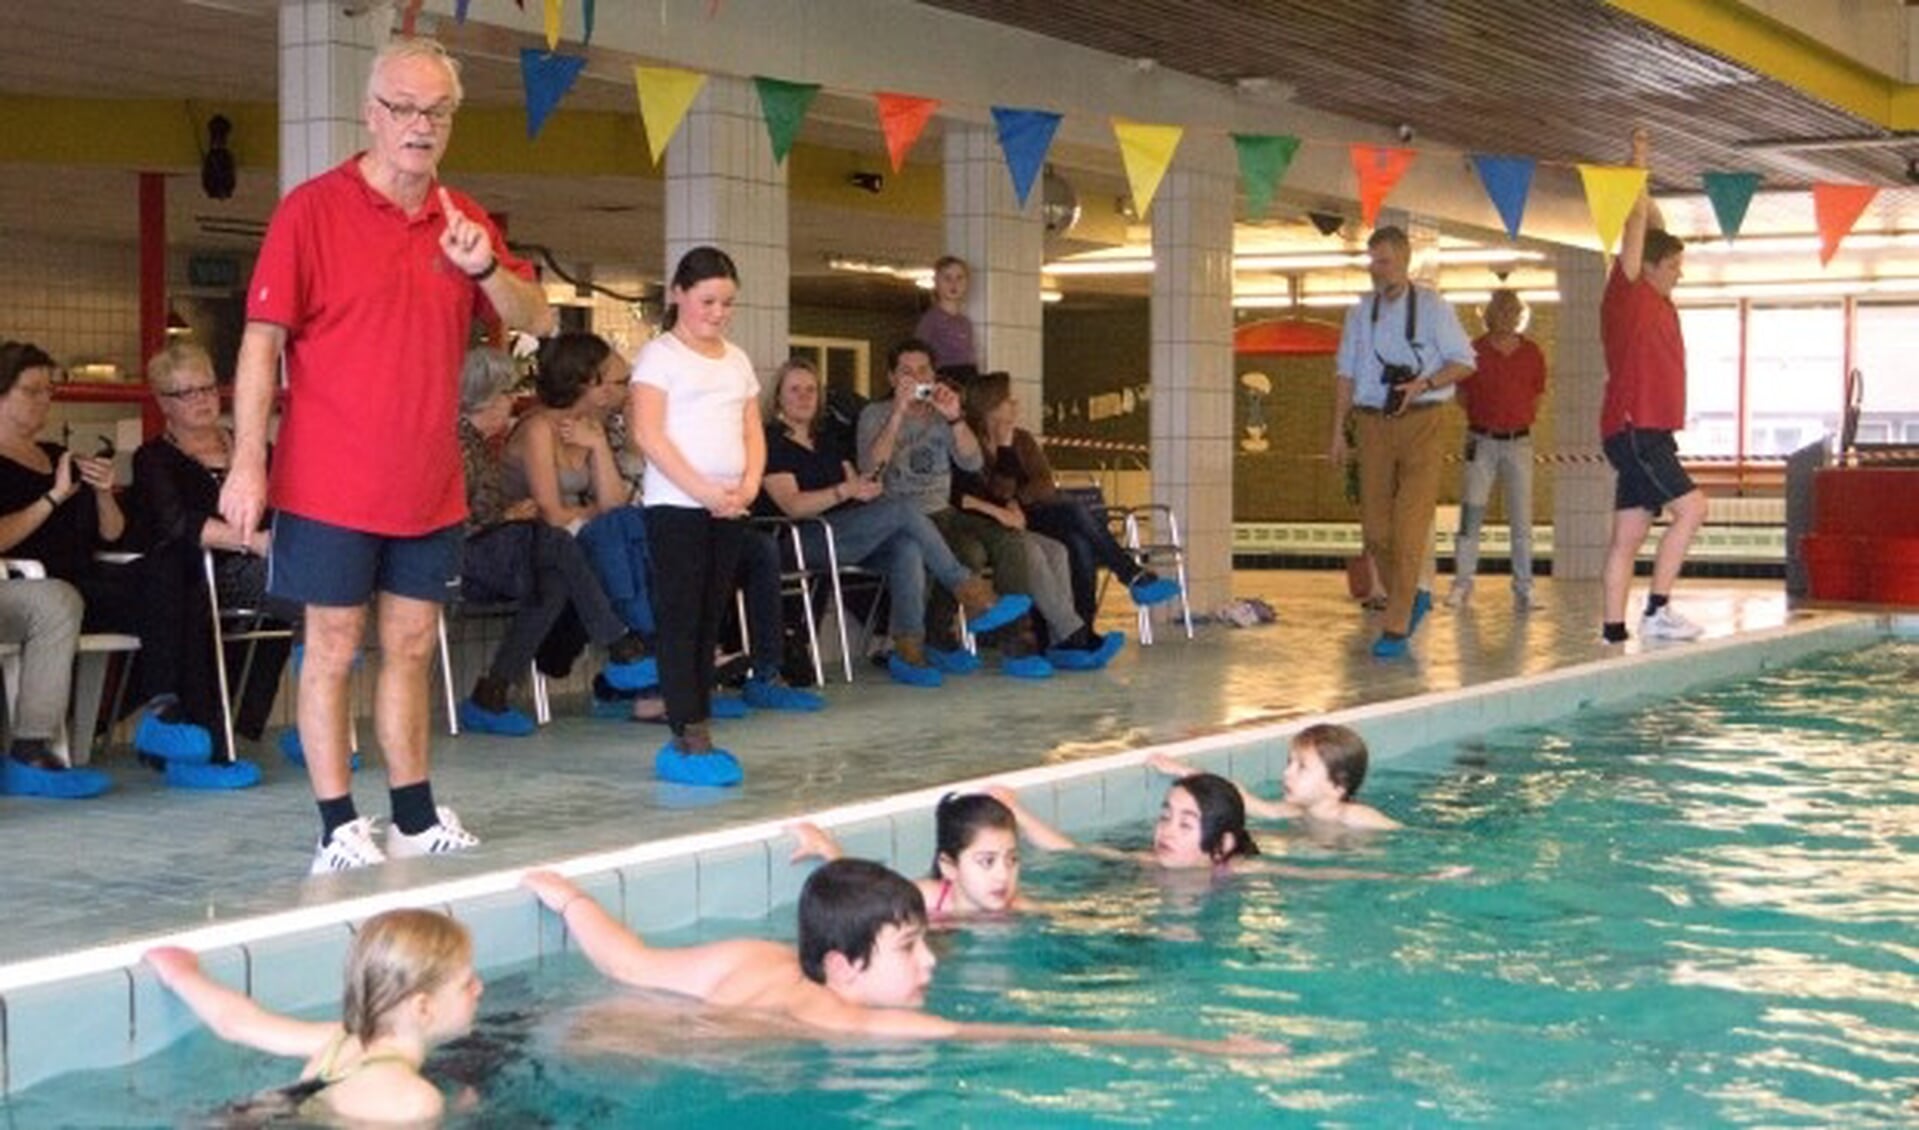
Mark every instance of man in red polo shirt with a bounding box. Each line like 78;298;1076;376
1599;130;1708;645
220;39;552;873
1447;289;1547;612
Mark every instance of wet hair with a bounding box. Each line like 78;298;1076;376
797;859;927;984
1366;225;1411;256
534;332;613;409
367;38;464;107
145;341;214;393
771;356;821;437
0;341;57;397
1295;723;1371;800
458;346;518;414
1643;227;1685;269
340;909;472;1043
930;792;1017;878
1174;773;1261;862
932;255;969;277
885;337;937;374
661;246;739;332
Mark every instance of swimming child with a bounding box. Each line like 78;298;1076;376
791;788;1038;921
522;861;1282;1055
144;908;483;1125
1150;722;1402;831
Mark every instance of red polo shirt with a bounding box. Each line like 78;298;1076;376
1599;260;1686;438
246;156;532;535
1461;334;1547;432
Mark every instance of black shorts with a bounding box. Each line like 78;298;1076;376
1603;427;1695;514
268;511;461;607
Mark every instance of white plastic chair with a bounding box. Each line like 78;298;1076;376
0;557;140;765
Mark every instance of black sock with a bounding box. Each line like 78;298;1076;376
8;738;50;765
1644;593;1670;618
1602;621;1629;643
390;781;438;836
471;675;511;713
318;795;360;844
607;631;647;664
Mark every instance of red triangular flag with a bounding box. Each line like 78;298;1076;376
1350;145;1416;229
873;93;940;174
1812;183;1877;266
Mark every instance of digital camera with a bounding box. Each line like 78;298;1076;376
1380;363;1419;414
912;383;935;401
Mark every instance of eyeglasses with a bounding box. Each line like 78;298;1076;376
159;383;219;402
374;95;456;128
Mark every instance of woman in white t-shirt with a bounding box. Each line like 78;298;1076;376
628;246;763;786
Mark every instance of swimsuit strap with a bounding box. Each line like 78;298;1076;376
932;878;953;915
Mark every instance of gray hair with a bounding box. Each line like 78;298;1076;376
459;346;517;413
366;37;464;107
145;341;213;392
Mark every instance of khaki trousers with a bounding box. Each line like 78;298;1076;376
1356;406;1442;636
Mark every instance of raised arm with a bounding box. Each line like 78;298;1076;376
143;947;337;1059
1146;754;1295;820
984;785;1078;852
1617;128;1660;282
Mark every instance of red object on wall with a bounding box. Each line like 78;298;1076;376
1234;318;1342;356
1812;468;1919;537
1804;468;1919;606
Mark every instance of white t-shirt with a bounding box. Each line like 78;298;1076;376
629;332;760;509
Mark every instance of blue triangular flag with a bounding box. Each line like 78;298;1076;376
520;48;587;140
1470;154;1535;240
1702;171;1762;240
991;106;1063;208
455;0;471;22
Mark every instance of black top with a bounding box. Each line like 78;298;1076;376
760;425;853;518
0;442;110;580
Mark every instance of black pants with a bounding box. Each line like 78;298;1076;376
1026;500;1140;625
645;507;745;733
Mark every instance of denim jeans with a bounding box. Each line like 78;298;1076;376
795;496;970;639
1453;433;1535;595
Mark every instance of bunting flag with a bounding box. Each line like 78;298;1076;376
455;0;470;23
754;77;821;165
544;0;563;50
1231;133;1300;219
873;93;939;174
634;66;707;166
1112;119;1183;219
1701;172;1761;240
581;0;596;43
1350;145;1415;228
1812;182;1878;266
992;106;1063;208
1575;164;1647;253
1470;154;1535;240
400;0;425;35
520;49;586;139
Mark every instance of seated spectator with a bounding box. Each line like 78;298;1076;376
726;525;829;711
456;347;652;735
759;357;1028;687
0;574;105;797
965;371;1179;624
131;341;294;765
0;341;255;788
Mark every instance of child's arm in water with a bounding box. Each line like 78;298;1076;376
1147;753;1297;820
523;871;777;1003
143;947;339;1059
837;1002;1287;1056
983;785;1084;853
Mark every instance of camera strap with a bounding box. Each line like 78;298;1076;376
1370;287;1423;375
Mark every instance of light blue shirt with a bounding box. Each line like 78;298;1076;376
1335;286;1476;410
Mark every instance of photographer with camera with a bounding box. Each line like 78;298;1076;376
1330;226;1476;658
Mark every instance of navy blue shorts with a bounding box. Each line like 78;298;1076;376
1603;427;1696;514
268;512;462;607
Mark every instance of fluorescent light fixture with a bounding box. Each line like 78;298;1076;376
1048;246;1547;277
825;255;935;286
1044;257;1156;276
1040;289;1064;304
1683;232;1919;257
1673;277;1919;301
1231;295;1296;309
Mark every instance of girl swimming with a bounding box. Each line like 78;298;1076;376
791;786;1043;920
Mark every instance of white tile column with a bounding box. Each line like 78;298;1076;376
1149;136;1236;612
664;75;789;381
942;123;1044;409
277;0;386;195
1550;246;1612;580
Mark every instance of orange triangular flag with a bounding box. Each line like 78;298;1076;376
1812;183;1877;266
1575;164;1649;254
633;65;707;166
873;93;939;174
1350;145;1415;229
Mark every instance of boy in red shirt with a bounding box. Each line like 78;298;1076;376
1448;289;1547;612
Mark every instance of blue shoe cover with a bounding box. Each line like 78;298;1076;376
1408;589;1434;636
1048;631;1126;672
655;742;743;787
887;654;944;688
0;759;110;799
1372;632;1410;659
278;729;364;771
134;714;213;763
1002;654;1055;679
927;647;981;675
1128;577;1181;607
457;699;537;737
710;695;750;720
602;656;660;692
965;593;1032;635
165;759;261;790
742;679;825;712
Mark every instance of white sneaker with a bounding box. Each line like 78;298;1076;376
385;805;481;859
1443;582;1472;609
310;816;387;875
1640;605;1703;641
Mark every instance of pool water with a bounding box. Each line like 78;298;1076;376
12;642;1918;1126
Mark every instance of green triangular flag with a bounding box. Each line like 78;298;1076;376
753;76;821;166
1701;171;1762;240
1232;133;1301;218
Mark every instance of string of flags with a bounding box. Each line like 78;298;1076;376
467;1;1884;265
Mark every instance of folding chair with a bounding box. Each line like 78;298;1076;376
436;589;551;735
740;516;853;685
201;548;297;761
1122;504;1195;644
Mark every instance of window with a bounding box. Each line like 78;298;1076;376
1678;305;1740;456
789;336;871;397
1743;304;1842;457
1852;303;1919;446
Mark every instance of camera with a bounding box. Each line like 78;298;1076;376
912;383;935;401
1380;363;1419;414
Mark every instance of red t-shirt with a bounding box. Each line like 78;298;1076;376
1599;260;1686;438
246;157;532;535
1461;334;1547;432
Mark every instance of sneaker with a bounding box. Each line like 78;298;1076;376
278;729;364;772
742;678;825;712
886;653;944;688
1001;654;1055;679
1407;589;1434;636
134;713;213;763
310;816;386;875
927;647;982;675
1444;581;1472;610
601;655;660;693
1371;632;1410;659
385;805;480;859
1640;605;1703;641
655;738;743;787
457;698;537;737
1127;575;1182;607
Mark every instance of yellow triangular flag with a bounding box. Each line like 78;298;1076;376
634;65;707;166
543;0;563;50
1577;164;1649;254
1112;119;1184;220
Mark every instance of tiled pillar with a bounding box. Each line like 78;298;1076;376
664;75;789;380
1149;137;1236;612
277;0;385;195
1550;246;1611;580
942;124;1044;410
